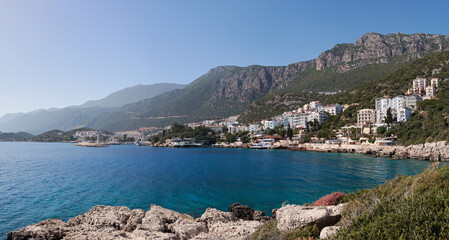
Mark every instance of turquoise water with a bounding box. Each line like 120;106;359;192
0;142;432;237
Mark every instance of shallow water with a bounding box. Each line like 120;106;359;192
0;142;432;237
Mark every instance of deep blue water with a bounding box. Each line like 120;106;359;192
0;142;433;237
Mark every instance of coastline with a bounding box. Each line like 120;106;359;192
150;140;449;162
7;202;345;240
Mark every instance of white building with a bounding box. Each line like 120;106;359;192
293;114;309;128
262;119;282;129
375;97;391;111
320;104;343;115
391;95;406;109
394;107;412;122
249;124;262;133
357;109;376;126
309;101;321;109
307;112;328;123
376;109;389;123
413;78;427;90
426;85;436;97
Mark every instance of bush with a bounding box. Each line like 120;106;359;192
311;192;345;206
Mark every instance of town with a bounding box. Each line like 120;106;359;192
72;77;441;149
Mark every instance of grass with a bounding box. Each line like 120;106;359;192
249;164;449;240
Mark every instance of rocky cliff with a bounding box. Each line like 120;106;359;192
316;33;449;71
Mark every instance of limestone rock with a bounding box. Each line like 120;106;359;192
276;204;344;232
169;218;207;240
137;204;190;232
197;208;237;229
316;33;449;71
192;220;263;240
320;226;341;239
7;219;66;240
67;205;141;231
130;229;178;240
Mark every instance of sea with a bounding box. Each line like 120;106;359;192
0;142;433;237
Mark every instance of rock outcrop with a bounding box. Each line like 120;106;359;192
316;33;449;71
320;226;341;239
275;204;345;232
227;203;271;222
8;204;264;240
291;141;449;162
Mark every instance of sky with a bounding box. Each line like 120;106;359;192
0;0;449;117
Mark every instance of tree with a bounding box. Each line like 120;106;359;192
241;135;250;143
377;126;387;135
384;108;394;126
287;127;294;140
222;126;228;133
225;133;236;143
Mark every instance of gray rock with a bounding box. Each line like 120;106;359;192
276;204;345;232
7;219;66;240
320;226;341;239
67;205;139;231
192;220;263;240
130;229;178;240
316;33;448;71
197;208;237;229
169;218;207;240
137;204;190;232
228;203;255;220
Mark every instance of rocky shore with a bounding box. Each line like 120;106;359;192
152;140;449;162
291;141;449;161
8;202;345;240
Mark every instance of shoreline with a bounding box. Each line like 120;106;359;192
151;140;449;162
7;201;345;240
3;140;448;162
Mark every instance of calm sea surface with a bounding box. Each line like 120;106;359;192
0;142;432;237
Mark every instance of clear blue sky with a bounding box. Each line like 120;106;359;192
1;0;448;117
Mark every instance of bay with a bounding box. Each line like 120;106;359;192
0;142;431;237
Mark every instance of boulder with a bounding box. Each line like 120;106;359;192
228;203;255;220
137;204;190;232
197;208;237;229
320;226;341;239
67;205;141;231
169;218;207;240
7;219;66;240
192;220;263;240
276;204;345;232
252;210;271;222
130;229;178;240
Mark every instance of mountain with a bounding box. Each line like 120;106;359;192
79;83;186;108
0;131;34;142
0;83;185;134
84;32;449;130
2;32;448;133
238;33;449;122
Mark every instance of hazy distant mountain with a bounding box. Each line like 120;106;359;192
0;83;185;134
80;83;186;108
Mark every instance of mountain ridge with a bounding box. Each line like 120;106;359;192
0;83;185;134
2;32;449;133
